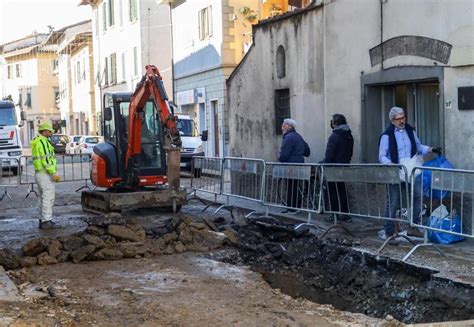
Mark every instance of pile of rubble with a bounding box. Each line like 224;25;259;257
0;213;236;270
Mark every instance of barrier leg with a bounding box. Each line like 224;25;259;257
213;204;234;220
75;179;92;192
376;232;419;256
25;183;38;198
319;223;354;239
0;188;12;201
402;232;445;262
294;223;324;233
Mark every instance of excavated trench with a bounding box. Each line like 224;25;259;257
1;211;473;325
212;217;474;325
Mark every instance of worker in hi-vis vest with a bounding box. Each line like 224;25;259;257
31;122;61;229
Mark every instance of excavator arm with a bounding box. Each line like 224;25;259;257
125;65;181;187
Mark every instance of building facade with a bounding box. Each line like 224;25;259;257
164;0;309;157
227;0;474;169
80;0;173;132
0;34;61;146
53;20;97;136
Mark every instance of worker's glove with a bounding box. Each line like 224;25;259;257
431;147;442;155
52;175;61;183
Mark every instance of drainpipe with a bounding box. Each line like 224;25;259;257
380;0;384;70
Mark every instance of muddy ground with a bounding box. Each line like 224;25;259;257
0;254;397;327
0;179;473;326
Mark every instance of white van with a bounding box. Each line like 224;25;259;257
176;114;208;172
0;99;25;175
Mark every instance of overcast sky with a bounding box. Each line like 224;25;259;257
0;0;92;44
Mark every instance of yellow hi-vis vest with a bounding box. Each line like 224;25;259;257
31;134;57;174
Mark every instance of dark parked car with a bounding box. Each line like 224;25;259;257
49;134;69;154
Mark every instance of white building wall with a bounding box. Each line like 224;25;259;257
70;47;95;135
91;0;172;123
92;0;143;119
172;1;227;157
3;59;39;104
172;0;223;71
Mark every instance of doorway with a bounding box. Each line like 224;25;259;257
363;81;442;163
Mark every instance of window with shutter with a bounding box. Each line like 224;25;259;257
274;89;290;135
198;6;213;40
102;3;107;32
129;0;137;22
110;53;117;84
133;46;138;76
108;0;115;27
25;88;32;108
104;57;109;86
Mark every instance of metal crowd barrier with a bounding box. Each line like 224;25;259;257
189;156;473;262
403;166;474;261
189;157;224;209
20;154;92;197
220;157;266;217
320;164;416;247
0;157;21;201
262;163;321;228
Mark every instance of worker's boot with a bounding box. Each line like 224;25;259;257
39;220;61;230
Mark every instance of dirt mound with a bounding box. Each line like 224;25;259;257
0;213;232;269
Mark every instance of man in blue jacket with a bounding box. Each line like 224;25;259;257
278;118;310;214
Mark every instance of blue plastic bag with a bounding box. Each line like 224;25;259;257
427;214;465;244
422;155;454;200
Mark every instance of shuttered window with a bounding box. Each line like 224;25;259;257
275;89;290;135
108;0;115;27
110;53;117;84
129;0;137;21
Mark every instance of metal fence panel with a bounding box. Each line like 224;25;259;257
412;167;473;238
321;164;410;224
20;154;91;185
0;157;20;187
263;162;321;213
0;157;20;201
190;157;224;195
221;157;265;202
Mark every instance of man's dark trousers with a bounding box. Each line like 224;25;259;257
384;177;423;236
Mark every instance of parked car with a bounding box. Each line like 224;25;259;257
66;135;83;155
75;135;104;154
49;134;69;154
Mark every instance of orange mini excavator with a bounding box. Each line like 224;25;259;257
81;65;187;213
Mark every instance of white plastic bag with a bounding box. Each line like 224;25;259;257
399;154;424;182
430;204;449;220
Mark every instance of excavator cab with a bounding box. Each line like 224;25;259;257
101;92;167;183
81;65;187;214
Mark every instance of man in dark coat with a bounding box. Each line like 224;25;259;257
320;114;354;221
278;118;311;214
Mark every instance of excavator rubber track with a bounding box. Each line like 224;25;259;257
81;188;187;214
